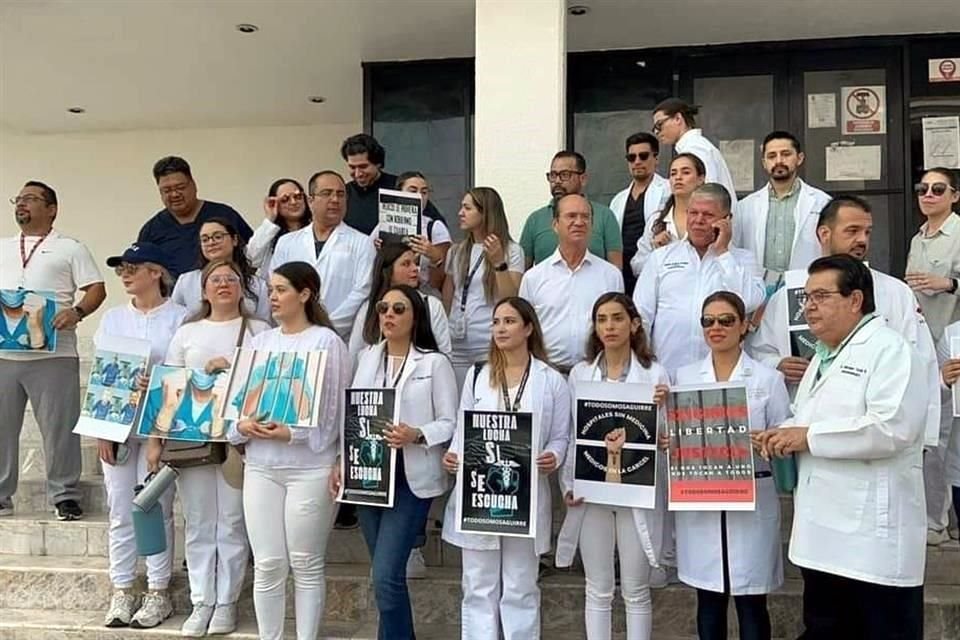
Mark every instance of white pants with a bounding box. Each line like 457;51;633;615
243;463;336;640
579;505;653;640
178;464;248;605
461;538;540;640
925;395;955;531
102;439;175;590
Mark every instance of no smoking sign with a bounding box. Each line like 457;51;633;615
841;85;886;135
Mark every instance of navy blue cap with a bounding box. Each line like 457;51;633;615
106;242;171;270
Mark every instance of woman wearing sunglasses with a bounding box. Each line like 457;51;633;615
556;292;669;640
171;217;271;322
247;178;313;278
332;283;458;640
669;291;790;640
94;242;186;630
349;242;452;365
441;297;570;640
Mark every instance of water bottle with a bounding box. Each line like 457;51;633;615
132;465;178;556
771;453;798;494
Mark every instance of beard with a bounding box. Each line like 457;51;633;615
770;165;794;181
14;210;31;225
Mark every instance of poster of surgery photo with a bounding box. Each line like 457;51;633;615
339;388;398;507
783;269;816;359
378;188;422;244
456;410;538;538
73;335;151;443
221;348;328;427
0;288;57;353
666;382;756;512
573;381;659;509
138;365;230;442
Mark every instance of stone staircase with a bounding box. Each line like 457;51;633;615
2;341;959;638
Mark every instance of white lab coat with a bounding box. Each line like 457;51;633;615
789;318;928;587
609;174;671;229
675;128;739;208
630;207;685;278
937;322;960;487
749;267;942;446
351;343;459;498
442;358;571;554
555;353;670;569
732;180;831;271
246;218;281;278
270;223;376;338
633;240;765;375
673;352;790;595
348;294;452;367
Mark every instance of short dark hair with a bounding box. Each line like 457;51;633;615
653;98;698;128
553;150;586;173
307;170;346;194
23;181;57;205
702;291;747;322
817;195;871;230
152;156;192;182
396;171;427;189
762;130;802;154
807;254;876;315
340;134;385;166
625;132;660;155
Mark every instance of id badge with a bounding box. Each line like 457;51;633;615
450;314;467;340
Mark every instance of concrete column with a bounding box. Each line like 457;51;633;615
474;0;566;235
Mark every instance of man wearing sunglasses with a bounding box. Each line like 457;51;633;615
0;181;106;522
609;132;670;296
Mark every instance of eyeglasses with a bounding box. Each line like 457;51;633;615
199;231;231;245
914;182;955;197
699;314;738;328
209;274;241;286
309;189;346;200
10;195;49;205
799;290;843;307
159;184;190;197
545;170;584;182
652;117;671;135
114;263;144;276
625;152;653;163
278;192;305;204
376;301;408;315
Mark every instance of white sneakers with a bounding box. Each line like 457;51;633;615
406;548;427;579
208;604;239;635
928;527;951;547
181;604;214;637
130;590;173;629
104;590;138;628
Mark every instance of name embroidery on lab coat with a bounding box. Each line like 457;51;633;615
662;261;689;272
839;364;867;378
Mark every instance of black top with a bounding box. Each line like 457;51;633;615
621;191;646;296
345;171;446;237
137;200;252;279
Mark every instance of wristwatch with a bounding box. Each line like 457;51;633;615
72;305;86;321
494;262;508;272
415;429;427;445
949;278;959;295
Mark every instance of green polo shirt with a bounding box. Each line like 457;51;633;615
814;313;877;378
519;200;623;265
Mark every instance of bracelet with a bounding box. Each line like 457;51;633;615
72;305;86;320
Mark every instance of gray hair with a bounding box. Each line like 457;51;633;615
690;183;732;215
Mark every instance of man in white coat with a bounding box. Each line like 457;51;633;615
732;131;831;279
270;170;375;339
652;98;738;209
609;132;670;295
757;255;927;639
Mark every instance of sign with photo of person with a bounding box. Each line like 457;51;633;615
221;348;328;426
573;381;659;509
73;336;151;442
0;288;57;353
666;382;756;511
456;409;538;538
339;388;398;507
783;269;816;359
138;365;231;442
378;188;422;244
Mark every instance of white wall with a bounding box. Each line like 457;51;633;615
0;121;359;337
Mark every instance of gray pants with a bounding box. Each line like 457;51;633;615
0;357;82;505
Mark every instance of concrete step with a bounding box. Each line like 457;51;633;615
11;477;108;513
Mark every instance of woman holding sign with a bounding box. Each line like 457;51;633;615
557;292;669;640
228;261;351;640
146;259;270;636
671;291;790;640
441;297;570;640
332;283;458;639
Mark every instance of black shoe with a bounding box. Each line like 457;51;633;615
55;500;83;521
334;503;359;529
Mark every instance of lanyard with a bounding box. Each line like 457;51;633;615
813;315;877;385
599;353;630;382
459;252;485;312
382;349;409;388
20;232;50;270
500;358;531;412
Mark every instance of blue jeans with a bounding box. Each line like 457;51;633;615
357;452;433;640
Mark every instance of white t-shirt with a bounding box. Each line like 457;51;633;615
165;316;271;369
170;269;272;324
0;230;103;359
446;241;525;356
94;300;189;365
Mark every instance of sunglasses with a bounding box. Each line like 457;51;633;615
914;182;955;197
625;151;653;163
376;301;408;315
114;263;144;276
700;314;738;328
